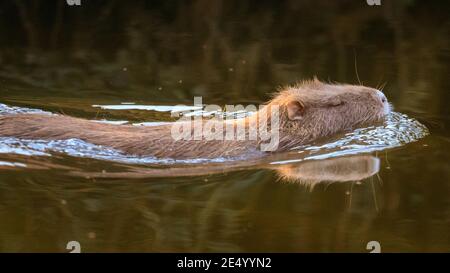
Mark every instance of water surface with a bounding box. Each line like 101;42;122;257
0;0;449;252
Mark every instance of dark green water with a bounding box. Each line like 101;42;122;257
0;0;449;252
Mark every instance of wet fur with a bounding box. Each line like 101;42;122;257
0;79;388;159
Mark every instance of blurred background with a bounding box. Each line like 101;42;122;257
0;0;449;252
0;0;448;115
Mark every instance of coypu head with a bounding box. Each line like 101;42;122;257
269;79;391;147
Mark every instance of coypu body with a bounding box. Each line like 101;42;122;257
0;80;390;160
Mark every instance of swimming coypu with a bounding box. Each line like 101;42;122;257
0;79;390;160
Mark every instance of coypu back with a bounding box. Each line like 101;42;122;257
0;114;257;159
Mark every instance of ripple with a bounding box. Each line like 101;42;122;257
0;103;52;115
271;112;429;164
0;137;232;164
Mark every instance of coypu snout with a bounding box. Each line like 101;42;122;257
375;89;391;116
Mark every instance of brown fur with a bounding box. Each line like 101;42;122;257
0;79;389;159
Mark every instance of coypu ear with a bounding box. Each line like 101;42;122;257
287;100;305;120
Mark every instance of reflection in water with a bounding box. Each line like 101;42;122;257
0;161;27;168
0;154;382;252
276;156;379;186
64;155;380;186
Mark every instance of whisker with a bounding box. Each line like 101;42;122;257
379;81;388;92
353;49;362;86
370;176;379;212
348;181;355;210
376;173;384;186
376;78;382;90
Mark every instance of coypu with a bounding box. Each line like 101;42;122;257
0;79;390;160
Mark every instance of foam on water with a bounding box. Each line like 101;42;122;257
92;104;254;119
0;137;232;164
271;112;429;164
0;103;429;166
92;104;203;113
0;103;52;116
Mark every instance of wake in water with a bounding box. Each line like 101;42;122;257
0;103;429;166
0;103;52;116
271;111;429;164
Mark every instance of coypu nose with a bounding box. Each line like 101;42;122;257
376;89;391;115
376;90;387;104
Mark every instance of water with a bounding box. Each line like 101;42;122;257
0;1;449;252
